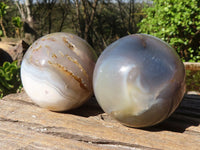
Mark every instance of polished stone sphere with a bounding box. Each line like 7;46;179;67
93;34;185;128
21;32;97;111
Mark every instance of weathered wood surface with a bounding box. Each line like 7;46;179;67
0;92;199;150
184;62;200;70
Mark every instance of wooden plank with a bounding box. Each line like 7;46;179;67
184;62;200;70
0;92;199;150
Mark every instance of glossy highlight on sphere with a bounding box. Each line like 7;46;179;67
93;34;185;128
21;32;97;111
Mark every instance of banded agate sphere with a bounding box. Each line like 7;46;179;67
93;34;185;128
21;32;97;111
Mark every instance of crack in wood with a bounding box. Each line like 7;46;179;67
44;131;158;150
0;117;156;150
0;118;19;123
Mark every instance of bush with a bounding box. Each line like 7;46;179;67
138;0;200;62
0;61;22;98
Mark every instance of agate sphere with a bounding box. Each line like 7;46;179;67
21;32;97;111
93;34;185;128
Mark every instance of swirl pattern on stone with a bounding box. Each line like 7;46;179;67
93;34;185;128
21;32;97;111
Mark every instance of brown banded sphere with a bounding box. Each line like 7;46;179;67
21;32;97;111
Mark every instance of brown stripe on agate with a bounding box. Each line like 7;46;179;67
48;61;88;91
65;54;88;78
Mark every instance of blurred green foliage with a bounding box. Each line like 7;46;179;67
12;16;23;28
3;1;146;54
12;16;23;38
0;61;22;98
138;0;200;62
0;2;9;37
186;70;200;92
0;2;9;17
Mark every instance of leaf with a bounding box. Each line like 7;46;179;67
138;0;200;62
0;61;22;97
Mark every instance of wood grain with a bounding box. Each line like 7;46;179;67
184;62;200;70
0;92;199;150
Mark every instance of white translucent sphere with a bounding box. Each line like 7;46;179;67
93;34;185;127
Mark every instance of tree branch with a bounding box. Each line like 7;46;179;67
15;0;26;21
